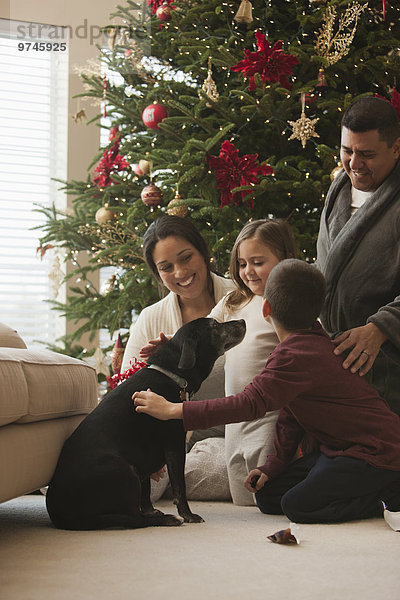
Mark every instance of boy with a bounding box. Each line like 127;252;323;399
133;259;400;525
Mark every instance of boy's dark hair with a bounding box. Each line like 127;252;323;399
143;215;212;282
264;259;326;330
341;97;400;146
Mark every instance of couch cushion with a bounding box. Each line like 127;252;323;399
0;348;97;426
0;358;29;426
0;323;27;349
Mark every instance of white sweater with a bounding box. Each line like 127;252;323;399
209;294;278;394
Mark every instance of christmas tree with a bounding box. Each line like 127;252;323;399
38;0;400;354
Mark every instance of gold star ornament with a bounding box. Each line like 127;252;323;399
288;93;320;148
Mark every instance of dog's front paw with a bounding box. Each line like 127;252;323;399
161;514;184;526
183;513;204;523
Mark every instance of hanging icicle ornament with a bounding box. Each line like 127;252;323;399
199;57;219;107
288;93;320;148
234;0;253;24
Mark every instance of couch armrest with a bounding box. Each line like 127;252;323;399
0;323;27;349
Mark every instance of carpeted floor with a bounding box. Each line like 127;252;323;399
0;495;399;600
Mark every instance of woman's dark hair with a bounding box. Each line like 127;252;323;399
142;215;212;282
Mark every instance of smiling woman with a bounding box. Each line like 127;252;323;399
121;214;234;372
120;214;234;502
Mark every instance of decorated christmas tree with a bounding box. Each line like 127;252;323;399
38;0;400;360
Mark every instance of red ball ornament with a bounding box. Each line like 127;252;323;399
142;103;168;129
156;3;172;21
141;183;163;206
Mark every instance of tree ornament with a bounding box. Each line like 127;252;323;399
207;140;274;209
111;333;125;374
315;68;328;94
231;31;299;91
107;359;147;390
234;0;253;24
167;189;188;217
199;57;219;107
147;0;174;15
106;274;117;293
315;2;367;67
139;158;152;175
141;182;163;206
156;3;172;21
93;133;130;188
95;206;116;225
288;93;320;148
71;108;87;124
330;162;343;181
82;347;111;377
375;88;400;122
134;163;144;176
142;103;168;129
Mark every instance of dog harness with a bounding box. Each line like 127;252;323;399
148;364;192;401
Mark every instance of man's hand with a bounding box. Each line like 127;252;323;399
139;332;170;359
333;322;387;376
244;469;268;493
133;389;183;420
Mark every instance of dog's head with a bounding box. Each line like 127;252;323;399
148;318;246;393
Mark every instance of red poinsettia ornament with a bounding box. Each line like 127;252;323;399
231;31;299;91
93;128;130;188
207;140;274;209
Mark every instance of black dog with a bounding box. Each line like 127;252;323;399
46;317;246;530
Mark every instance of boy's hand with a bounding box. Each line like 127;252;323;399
244;469;268;493
133;389;183;420
139;332;170;359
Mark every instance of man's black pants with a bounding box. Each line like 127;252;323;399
255;452;400;524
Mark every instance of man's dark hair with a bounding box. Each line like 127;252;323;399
264;259;326;331
341;97;400;146
142;215;212;282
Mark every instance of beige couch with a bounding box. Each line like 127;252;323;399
0;323;98;504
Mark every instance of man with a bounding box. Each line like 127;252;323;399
317;96;400;415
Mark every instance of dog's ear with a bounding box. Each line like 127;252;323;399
178;338;197;370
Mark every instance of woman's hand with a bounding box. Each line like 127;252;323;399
139;332;170;359
133;389;183;420
333;322;387;376
150;466;167;482
244;469;268;493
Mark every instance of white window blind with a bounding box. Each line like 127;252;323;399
0;19;68;348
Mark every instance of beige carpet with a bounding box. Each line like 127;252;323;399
0;495;399;600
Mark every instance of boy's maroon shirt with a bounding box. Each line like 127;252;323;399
183;323;400;479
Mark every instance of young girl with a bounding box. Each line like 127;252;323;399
209;219;297;505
